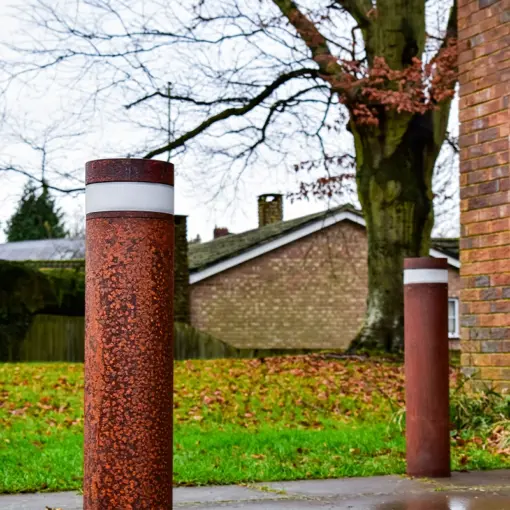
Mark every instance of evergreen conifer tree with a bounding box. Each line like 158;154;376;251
5;181;67;242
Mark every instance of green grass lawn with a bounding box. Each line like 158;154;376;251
1;356;510;494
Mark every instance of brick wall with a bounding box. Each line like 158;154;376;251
458;0;510;389
190;221;461;350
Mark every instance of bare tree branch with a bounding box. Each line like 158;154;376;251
125;92;251;110
272;0;346;84
143;67;320;159
0;165;84;193
0;0;457;245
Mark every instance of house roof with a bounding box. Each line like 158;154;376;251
188;204;361;272
429;238;459;259
0;205;459;279
0;238;85;261
189;204;460;283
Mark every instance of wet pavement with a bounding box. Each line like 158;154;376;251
343;493;510;509
1;470;510;508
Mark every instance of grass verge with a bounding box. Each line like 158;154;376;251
1;356;510;493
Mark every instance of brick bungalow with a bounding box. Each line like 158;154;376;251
0;195;461;355
188;195;461;351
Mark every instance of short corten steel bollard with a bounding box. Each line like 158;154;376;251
404;257;450;478
84;159;174;508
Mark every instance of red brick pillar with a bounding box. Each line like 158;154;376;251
459;0;510;390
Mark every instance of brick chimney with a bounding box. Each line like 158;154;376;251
213;227;230;239
258;194;283;227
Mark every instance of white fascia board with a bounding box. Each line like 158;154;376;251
190;211;460;284
429;248;460;269
190;211;363;284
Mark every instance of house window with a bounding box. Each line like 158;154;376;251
448;298;459;338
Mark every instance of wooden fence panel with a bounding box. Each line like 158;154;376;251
20;315;85;362
16;316;317;362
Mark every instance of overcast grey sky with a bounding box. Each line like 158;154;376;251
0;0;458;243
0;0;347;243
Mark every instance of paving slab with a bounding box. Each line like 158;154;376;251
430;469;510;488
178;490;510;509
0;491;82;510
1;471;510;509
174;485;287;504
260;475;424;498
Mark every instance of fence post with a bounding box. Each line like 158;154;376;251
84;159;174;508
404;257;450;478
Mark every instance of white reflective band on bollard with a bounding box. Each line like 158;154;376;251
403;268;448;285
86;181;174;215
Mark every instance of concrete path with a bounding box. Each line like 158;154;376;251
1;470;510;509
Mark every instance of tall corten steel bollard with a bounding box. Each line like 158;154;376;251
404;257;450;478
85;159;174;509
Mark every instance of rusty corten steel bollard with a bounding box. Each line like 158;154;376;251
404;257;450;478
85;159;174;509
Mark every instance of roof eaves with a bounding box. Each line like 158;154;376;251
188;204;363;273
190;210;365;284
190;209;461;283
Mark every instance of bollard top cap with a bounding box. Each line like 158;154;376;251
404;257;448;270
86;158;173;186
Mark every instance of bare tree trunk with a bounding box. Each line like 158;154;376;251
348;111;439;353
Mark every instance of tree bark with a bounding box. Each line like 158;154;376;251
348;110;444;353
270;1;456;353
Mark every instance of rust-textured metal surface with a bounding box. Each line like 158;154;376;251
85;216;174;509
404;257;450;478
86;210;175;221
403;257;450;270
85;158;174;509
86;158;174;185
